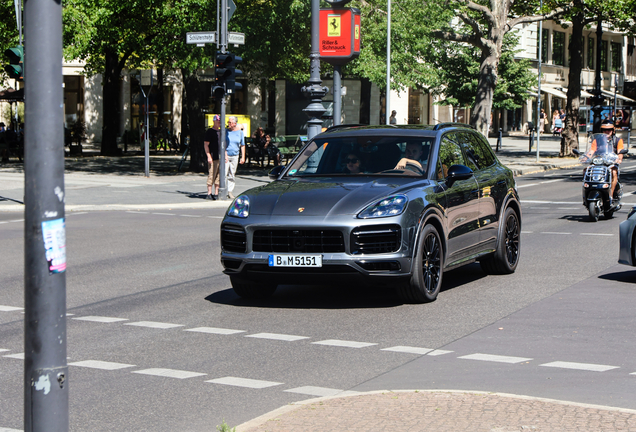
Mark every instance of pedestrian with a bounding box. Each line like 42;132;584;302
225;116;246;199
252;127;266;166
539;109;546;134
389;110;397;125
204;115;224;200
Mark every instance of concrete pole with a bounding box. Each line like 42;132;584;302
24;0;69;427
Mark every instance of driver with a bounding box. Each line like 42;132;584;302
395;142;425;171
586;120;625;203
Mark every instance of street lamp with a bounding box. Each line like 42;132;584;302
590;17;604;133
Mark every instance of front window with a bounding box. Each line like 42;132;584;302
553;31;565;66
611;42;622;72
286;136;433;177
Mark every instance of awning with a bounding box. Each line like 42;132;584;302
0;88;23;102
580;89;594;97
530;86;568;99
599;89;636;103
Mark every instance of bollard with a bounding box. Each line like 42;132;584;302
496;128;502;152
529;129;534;151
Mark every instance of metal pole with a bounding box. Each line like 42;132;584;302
24;0;68;427
613;73;618;121
302;0;328;140
144;71;152;178
218;0;228;200
536;1;542;162
333;66;341;126
385;0;391;125
591;17;604;133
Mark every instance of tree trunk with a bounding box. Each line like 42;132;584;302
101;48;123;156
561;10;585;157
471;50;500;137
182;70;207;173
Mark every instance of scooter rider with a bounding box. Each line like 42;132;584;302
586;120;625;204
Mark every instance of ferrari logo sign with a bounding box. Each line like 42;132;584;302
298;207;305;213
328;15;341;37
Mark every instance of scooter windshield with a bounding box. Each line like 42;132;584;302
580;133;618;165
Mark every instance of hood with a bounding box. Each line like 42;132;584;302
247;177;429;216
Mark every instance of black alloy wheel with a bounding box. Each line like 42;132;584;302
480;207;520;275
397;224;443;303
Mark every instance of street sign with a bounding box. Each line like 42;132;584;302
186;31;216;45
228;0;236;22
228;32;245;45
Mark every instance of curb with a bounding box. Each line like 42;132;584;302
235;389;636;432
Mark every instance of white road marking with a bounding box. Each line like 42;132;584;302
459;353;533;364
152;213;175;216
522;200;580;204
540;179;563;184
69;360;136;370
124;321;184;329
132;368;207;379
207;216;224;219
4;353;24;359
381;346;433;355
185;327;246;335
0;349;9;353
284;386;360;397
427;350;453;356
67;212;88;215
126;211;149;214
517;183;539;188
540;232;571;235
580;233;614;236
206;376;283;389
0;427;23;431
312;339;378;349
0;306;23;312
540;361;619;372
521;231;533;234
558;207;581;210
72;316;129;323
9;219;23;223
245;333;309;342
178;214;202;218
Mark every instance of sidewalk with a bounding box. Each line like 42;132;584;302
236;390;636;432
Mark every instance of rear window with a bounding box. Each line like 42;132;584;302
286;136;433;177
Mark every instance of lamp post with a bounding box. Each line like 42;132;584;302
303;0;328;140
385;0;391;125
535;1;543;162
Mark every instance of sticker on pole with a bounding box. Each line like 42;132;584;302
42;218;66;274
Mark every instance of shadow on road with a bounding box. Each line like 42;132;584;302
205;263;487;309
598;269;636;284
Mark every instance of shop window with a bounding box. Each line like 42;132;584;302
611;42;622;72
600;40;608;71
588;36;595;69
537;28;548;63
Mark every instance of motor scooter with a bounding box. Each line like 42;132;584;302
574;133;628;222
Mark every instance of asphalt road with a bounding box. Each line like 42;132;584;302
2;161;636;431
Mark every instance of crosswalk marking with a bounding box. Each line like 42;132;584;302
540;361;619;372
206;376;283;389
459;353;533;364
3;353;24;359
0;306;23;312
72;316;128;323
381;346;433;355
427;350;453;356
132;368;206;379
284;386;359;397
312;339;378;349
124;321;184;329
69;360;136;370
185;327;246;335
245;333;309;342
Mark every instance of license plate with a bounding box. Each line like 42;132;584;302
268;254;322;267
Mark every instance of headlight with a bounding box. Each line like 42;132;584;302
358;195;408;219
592;157;603;165
628;206;636;220
228;196;250;218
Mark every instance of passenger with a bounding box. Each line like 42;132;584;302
344;153;364;174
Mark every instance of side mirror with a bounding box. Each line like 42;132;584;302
572;148;581;156
446;164;473;186
268;165;286;180
620;148;629;155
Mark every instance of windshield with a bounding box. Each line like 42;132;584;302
285;136;433;177
580;133;618;165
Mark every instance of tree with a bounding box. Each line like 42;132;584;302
63;0;164;155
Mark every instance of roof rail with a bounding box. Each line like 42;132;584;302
433;122;475;130
323;124;367;132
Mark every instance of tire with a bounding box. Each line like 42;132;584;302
588;200;600;222
230;277;277;299
604;210;614;220
480;207;520;275
397;224;443;303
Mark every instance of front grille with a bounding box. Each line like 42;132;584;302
221;224;247;253
253;229;345;253
351;224;401;254
584;165;610;183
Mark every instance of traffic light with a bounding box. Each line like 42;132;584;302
4;46;23;80
213;52;232;98
226;53;242;93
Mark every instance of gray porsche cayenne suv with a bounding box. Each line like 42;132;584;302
220;124;521;303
